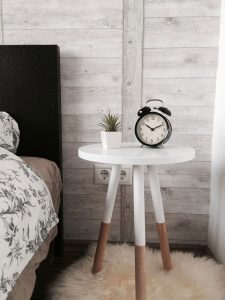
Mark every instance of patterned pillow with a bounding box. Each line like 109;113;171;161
0;112;20;153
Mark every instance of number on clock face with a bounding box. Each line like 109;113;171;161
137;114;168;145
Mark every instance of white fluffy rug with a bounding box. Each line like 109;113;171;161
50;244;225;300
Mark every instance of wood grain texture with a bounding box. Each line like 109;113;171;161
143;78;216;107
169;135;212;162
122;0;144;142
64;218;121;241
63;168;108;195
144;0;221;17
62;114;101;143
92;222;111;274
146;213;208;244
61;58;122;115
121;186;134;242
158;161;210;177
62;143;95;169
156;223;172;271
125;187;210;215
3;0;123;29
61;58;122;88
4;29;122;58
62;87;121;115
121;0;144;242
143;48;218;78
63;194;121;220
156;162;210;189
116;212;208;243
135;246;147;300
62;127;100;143
170;107;213;134
144;17;220;48
63;168;122;197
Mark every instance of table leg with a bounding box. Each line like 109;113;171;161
147;165;172;271
133;165;147;300
92;164;121;274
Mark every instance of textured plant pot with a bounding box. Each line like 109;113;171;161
101;131;122;149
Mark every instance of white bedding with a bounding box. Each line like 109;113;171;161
0;147;58;300
0;112;20;154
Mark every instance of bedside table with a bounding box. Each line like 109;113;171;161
78;142;195;300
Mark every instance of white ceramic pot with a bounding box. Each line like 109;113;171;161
101;131;122;149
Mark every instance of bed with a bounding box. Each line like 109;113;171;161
0;45;63;300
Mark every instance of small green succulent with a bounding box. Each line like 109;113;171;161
98;111;121;132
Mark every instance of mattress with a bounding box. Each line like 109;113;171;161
6;157;62;300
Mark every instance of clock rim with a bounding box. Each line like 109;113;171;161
134;111;172;147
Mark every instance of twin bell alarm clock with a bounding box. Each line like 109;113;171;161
135;99;172;147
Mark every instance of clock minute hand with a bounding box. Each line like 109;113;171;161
152;123;164;130
144;123;154;131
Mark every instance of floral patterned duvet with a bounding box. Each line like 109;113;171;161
0;147;59;300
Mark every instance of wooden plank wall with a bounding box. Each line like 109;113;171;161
142;0;220;244
121;0;144;241
0;0;221;244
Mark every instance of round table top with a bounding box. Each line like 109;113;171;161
78;143;195;165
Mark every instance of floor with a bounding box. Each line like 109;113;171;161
31;241;215;300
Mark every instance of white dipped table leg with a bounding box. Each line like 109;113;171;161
148;165;172;271
103;165;121;223
133;165;147;300
92;164;121;274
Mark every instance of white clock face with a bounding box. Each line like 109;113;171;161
136;113;168;145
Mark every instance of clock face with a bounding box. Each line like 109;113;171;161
136;113;168;146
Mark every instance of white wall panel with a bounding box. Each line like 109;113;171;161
3;0;123;29
145;0;221;17
4;29;122;58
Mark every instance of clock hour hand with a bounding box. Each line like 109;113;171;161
152;123;164;130
144;123;154;131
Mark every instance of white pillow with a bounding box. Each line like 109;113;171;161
0;112;20;153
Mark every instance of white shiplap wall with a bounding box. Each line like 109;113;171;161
0;0;221;244
141;0;220;244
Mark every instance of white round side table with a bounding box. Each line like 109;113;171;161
78;142;195;300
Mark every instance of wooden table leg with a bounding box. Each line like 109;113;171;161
135;246;147;300
92;164;121;274
148;165;172;271
156;223;172;271
133;165;147;300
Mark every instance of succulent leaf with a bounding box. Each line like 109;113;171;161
98;111;121;132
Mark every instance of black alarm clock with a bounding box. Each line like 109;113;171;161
135;99;172;147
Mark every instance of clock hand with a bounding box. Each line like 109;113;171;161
152;123;164;130
144;123;154;131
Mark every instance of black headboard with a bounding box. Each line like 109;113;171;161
0;45;63;254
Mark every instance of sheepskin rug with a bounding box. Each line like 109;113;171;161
50;244;225;300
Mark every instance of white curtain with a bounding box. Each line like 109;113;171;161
208;0;225;263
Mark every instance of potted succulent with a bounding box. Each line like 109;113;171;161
99;111;122;149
